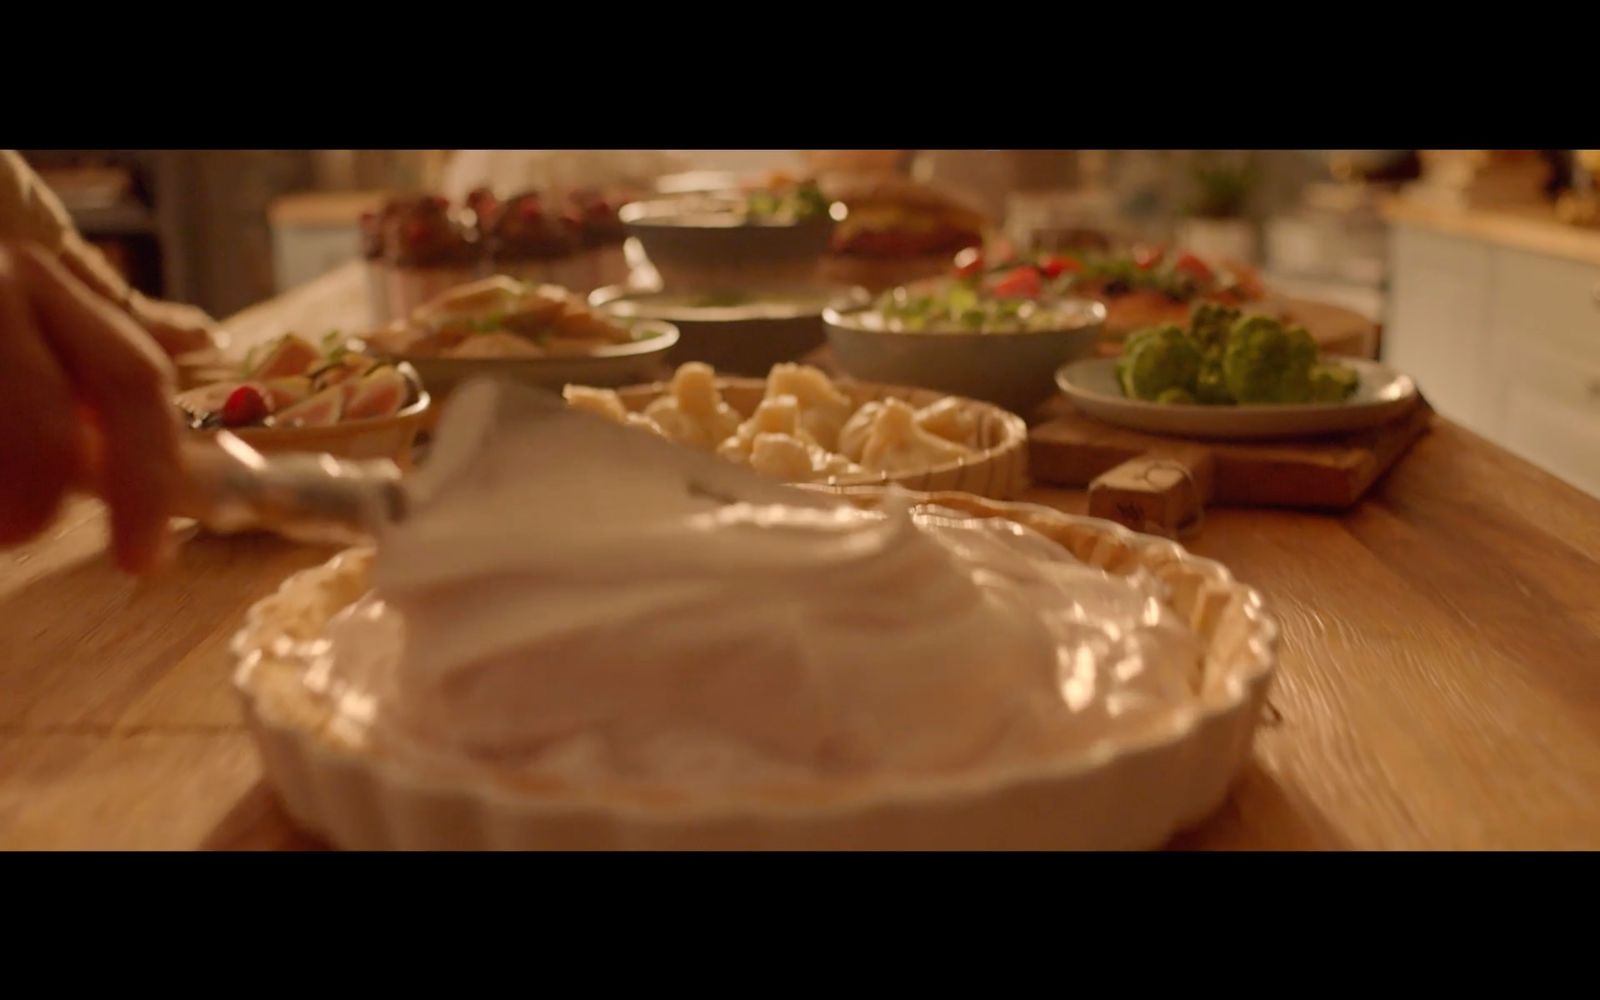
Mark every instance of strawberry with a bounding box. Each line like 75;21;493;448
1039;255;1083;278
1173;252;1215;284
992;265;1043;299
220;385;268;427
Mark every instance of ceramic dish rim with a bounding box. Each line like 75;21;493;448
231;489;1278;828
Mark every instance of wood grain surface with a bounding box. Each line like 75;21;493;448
2;268;1597;851
4;418;1597;850
1027;399;1435;537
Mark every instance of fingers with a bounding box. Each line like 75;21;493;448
0;247;80;546
134;298;221;357
10;244;181;574
55;240;220;357
146;321;217;357
53;236;133;306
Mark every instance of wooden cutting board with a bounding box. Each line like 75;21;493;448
1095;295;1380;360
1028;398;1433;539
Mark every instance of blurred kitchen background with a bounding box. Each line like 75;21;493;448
18;148;1599;494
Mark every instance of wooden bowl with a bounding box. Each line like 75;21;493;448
613;377;1029;499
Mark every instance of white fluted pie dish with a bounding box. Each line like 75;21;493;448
231;487;1278;851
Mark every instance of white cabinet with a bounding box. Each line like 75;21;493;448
1501;372;1600;497
1486;250;1600;497
1386;224;1600;497
1386;228;1496;431
271;224;362;294
1491;247;1600;359
267;192;383;295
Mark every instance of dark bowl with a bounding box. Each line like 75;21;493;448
619;197;837;290
823;299;1106;414
590;286;868;377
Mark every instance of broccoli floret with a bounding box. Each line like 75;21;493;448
1116;325;1168;395
1222;315;1319;404
1121;323;1168;356
1117;324;1202;400
1115;356;1136;397
1195;360;1234;405
1193;325;1234;404
1188;301;1241;357
1279;325;1318;401
1156;386;1197;404
1308;362;1360;403
790;181;830;219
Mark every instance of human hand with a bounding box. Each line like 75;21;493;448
51;241;224;359
131;295;224;357
0;241;182;573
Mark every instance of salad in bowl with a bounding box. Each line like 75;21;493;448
861;282;1093;335
824;281;1103;413
951;245;1266;338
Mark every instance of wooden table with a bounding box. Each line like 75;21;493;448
4;274;1599;850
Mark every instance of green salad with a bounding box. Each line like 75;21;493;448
1117;303;1360;406
868;284;1075;334
743;181;830;223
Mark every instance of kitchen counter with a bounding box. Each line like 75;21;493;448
4;277;1600;850
1383;196;1600;268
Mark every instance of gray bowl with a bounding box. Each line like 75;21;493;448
823;300;1106;414
619;197;836;290
591;287;867;377
376;320;679;395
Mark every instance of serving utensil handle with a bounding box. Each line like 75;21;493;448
176;433;406;544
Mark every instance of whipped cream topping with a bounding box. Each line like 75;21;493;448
313;379;1204;789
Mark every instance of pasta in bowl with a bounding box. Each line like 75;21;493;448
565;362;1030;499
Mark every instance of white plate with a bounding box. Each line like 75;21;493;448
377;321;679;395
1055;357;1419;440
